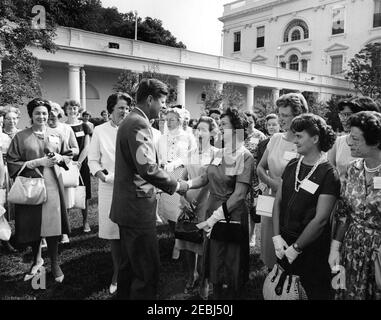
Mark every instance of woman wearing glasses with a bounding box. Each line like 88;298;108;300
328;97;379;182
257;93;308;270
329;111;381;300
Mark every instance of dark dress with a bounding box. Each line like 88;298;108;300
279;158;340;299
68;122;92;200
203;147;254;298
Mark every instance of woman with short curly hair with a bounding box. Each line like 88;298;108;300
330;111;381;300
271;113;340;299
185;107;255;299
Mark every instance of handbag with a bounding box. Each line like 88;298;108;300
256;195;275;217
60;163;80;187
210;219;243;243
175;202;204;244
375;247;381;290
263;261;308;300
8;163;47;205
73;174;86;210
0;206;11;241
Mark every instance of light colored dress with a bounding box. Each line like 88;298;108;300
157;127;196;223
328;134;358;182
261;132;298;269
88;121;120;240
174;146;217;255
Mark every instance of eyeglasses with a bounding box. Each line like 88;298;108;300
339;112;353;119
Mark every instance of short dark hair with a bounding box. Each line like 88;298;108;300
63;100;81;116
265;113;278;122
290;113;336;152
244;110;258;124
209;109;222;116
276;93;309;116
221;107;250;140
101;110;108;116
349;111;381;150
106;92;133;114
338;96;380;113
136;78;168;104
27;98;51;118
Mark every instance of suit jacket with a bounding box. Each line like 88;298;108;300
110;108;178;229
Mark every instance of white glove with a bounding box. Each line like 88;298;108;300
105;173;115;184
328;240;342;272
26;157;53;169
272;235;289;260
196;206;225;231
284;245;300;264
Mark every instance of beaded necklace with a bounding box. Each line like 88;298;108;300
294;154;325;192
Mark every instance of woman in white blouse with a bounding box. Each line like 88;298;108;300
88;92;132;295
157;107;197;232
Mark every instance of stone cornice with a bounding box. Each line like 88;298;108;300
219;0;298;23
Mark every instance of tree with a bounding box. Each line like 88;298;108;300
202;82;245;114
28;0;186;49
346;42;381;100
113;64;177;106
0;0;57;105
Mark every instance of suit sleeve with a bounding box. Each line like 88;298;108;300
127;120;178;195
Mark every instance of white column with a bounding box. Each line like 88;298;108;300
298;61;303;72
272;88;281;106
68;64;82;102
176;77;187;106
80;68;86;111
246;85;255;112
216;81;225;93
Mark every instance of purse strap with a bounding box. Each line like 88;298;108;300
78;173;85;186
17;162;43;178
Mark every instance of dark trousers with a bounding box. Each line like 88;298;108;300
117;226;160;300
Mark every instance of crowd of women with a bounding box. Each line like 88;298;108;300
0;85;380;300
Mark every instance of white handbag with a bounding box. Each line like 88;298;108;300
74;175;86;210
60;163;80;188
256;195;275;217
0;206;11;241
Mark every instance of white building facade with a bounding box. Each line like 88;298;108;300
1;25;356;128
221;0;381;76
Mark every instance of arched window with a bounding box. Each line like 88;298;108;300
280;61;286;69
289;55;299;71
284;19;309;42
291;29;301;41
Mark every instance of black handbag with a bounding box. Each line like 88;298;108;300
175;203;204;244
210;202;243;244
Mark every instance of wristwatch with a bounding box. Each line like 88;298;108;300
292;243;303;253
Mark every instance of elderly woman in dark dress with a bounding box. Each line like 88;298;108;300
183;107;254;299
7;98;72;283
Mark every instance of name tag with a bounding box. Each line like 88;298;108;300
75;131;85;138
374;177;381;189
212;158;222;166
283;151;297;162
48;135;60;145
300;179;319;194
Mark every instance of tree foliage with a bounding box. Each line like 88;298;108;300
346;42;381;100
0;0;57;105
113;65;177;106
28;0;186;49
202;82;245;114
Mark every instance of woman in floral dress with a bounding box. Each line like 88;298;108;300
329;111;381;300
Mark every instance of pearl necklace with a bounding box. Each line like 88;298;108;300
364;160;381;173
294;154;325;192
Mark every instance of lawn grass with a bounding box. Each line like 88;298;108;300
0;177;267;300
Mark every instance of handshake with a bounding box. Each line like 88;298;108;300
176;179;189;196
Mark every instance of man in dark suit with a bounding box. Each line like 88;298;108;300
110;78;188;299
